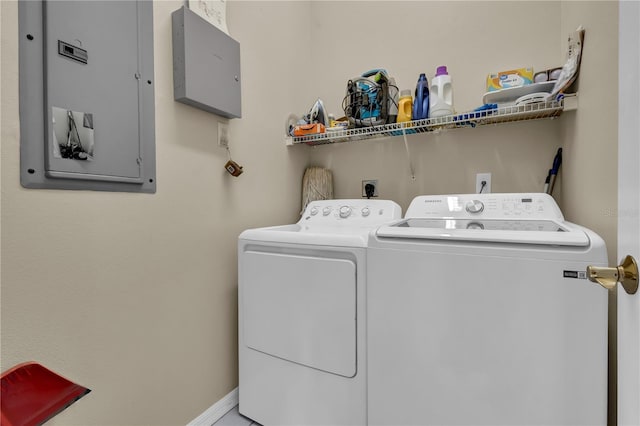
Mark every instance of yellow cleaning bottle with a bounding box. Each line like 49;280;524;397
396;90;413;123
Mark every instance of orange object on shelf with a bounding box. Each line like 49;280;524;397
293;123;325;136
1;362;91;426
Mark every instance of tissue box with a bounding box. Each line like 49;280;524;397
486;68;534;91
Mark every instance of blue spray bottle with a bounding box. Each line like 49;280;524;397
412;73;430;120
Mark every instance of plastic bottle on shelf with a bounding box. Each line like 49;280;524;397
412;73;429;120
429;66;454;117
397;90;413;123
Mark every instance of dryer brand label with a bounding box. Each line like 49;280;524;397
563;270;587;279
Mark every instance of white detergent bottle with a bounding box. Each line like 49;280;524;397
429;66;454;117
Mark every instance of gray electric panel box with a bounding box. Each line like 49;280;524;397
172;6;242;118
18;0;156;193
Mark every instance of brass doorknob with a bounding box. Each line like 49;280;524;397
587;255;638;295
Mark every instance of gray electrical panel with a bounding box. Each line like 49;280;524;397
172;6;242;118
18;0;156;193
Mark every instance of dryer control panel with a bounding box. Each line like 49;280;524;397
302;199;402;225
405;193;564;221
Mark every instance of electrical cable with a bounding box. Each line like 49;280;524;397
479;180;487;193
343;76;389;127
389;83;399;109
387;82;399;111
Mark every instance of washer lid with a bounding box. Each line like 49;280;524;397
376;218;590;246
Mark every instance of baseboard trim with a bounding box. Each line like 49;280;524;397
187;387;239;426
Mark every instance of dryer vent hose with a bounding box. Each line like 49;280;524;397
301;167;333;214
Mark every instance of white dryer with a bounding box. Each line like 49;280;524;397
367;193;608;426
238;199;401;426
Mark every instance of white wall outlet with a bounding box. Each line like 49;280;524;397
218;122;229;148
476;173;492;194
362;179;379;198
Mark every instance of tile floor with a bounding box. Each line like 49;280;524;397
213;405;260;426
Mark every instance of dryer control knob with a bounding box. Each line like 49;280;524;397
339;206;352;218
323;207;332;216
361;207;370;217
310;207;319;215
465;200;484;214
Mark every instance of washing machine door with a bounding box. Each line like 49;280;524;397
242;249;357;378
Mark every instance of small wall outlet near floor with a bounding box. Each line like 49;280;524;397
362;179;379;198
476;173;492;194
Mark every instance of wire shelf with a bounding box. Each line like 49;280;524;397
286;99;565;146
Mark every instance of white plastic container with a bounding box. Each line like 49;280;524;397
429;66;454;117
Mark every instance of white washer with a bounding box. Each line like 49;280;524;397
238;199;401;426
367;193;608;426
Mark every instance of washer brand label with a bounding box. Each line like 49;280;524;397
424;200;442;203
563;270;587;279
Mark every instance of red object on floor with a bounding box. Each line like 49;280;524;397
1;362;91;426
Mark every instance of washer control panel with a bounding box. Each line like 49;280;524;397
301;199;402;225
405;193;564;221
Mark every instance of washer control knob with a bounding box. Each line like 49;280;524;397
465;200;484;214
339;205;352;218
310;207;319;216
361;207;370;217
323;206;332;216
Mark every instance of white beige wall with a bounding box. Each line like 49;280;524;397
1;1;311;424
1;1;619;425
